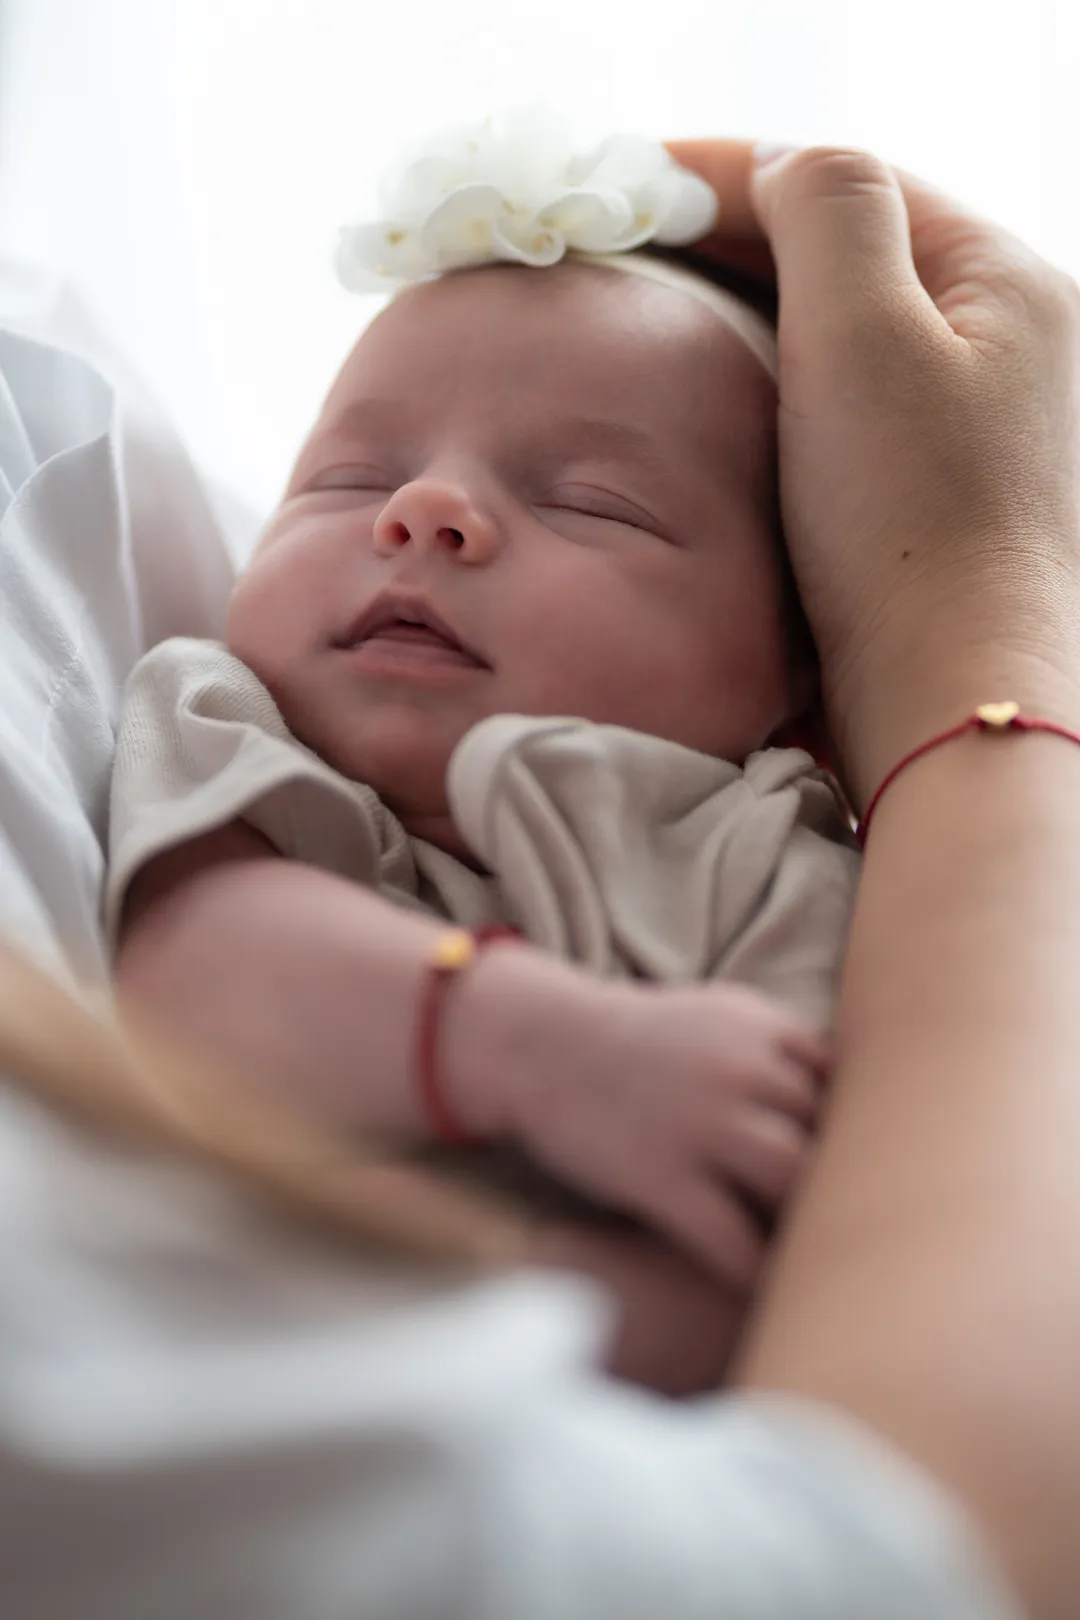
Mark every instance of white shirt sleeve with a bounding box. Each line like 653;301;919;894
0;1085;1021;1620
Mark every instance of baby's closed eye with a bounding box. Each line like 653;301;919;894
296;467;395;498
536;485;674;541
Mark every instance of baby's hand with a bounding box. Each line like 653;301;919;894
503;979;828;1290
529;1221;751;1397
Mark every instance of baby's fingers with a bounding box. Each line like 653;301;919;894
779;1022;832;1082
647;1175;766;1291
733;1041;827;1125
720;1107;812;1208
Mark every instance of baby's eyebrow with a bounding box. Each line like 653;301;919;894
313;406;667;465
291;403;679;495
287;398;403;492
539;417;667;470
315;397;405;442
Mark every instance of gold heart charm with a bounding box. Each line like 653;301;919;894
975;701;1020;729
432;929;475;970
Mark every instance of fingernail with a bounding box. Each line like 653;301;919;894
753;141;796;169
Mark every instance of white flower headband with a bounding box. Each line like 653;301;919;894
334;108;777;380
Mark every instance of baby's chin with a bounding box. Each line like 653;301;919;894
296;698;467;839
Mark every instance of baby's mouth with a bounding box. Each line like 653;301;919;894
358;620;479;661
337;594;490;670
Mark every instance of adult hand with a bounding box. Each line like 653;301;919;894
667;139;1080;807
669;138;1080;1620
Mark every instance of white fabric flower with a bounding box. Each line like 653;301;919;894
335;108;718;293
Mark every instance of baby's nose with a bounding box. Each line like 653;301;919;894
372;478;497;561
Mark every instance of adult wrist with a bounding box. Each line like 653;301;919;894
829;631;1080;816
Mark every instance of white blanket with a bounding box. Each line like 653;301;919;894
0;267;236;978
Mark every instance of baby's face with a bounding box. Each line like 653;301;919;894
228;260;798;847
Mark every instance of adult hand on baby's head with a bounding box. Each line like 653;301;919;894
667;138;1080;808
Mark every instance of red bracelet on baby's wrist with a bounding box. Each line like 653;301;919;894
857;701;1080;845
415;923;522;1145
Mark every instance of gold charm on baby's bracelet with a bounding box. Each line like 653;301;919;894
975;701;1021;729
432;929;476;972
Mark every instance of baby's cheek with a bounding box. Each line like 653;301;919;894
226;539;318;677
226;580;282;692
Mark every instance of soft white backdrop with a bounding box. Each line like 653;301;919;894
1;0;1077;515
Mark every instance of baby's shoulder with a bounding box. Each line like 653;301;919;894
123;636;289;733
127;634;251;691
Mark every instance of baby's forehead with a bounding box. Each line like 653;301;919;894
355;260;763;372
315;260;776;467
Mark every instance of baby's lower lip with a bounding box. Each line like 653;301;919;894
342;625;487;676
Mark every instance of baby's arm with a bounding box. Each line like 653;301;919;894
116;826;823;1291
114;819;581;1143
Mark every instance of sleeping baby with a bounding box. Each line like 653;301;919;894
107;117;859;1395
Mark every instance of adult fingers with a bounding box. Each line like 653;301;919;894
667;135;982;264
664;137;776;281
749;146;926;345
666;137;1031;339
887;160;1061;330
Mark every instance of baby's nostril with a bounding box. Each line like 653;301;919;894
440;527;465;549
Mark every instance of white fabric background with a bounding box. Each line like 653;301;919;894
0;0;1077;517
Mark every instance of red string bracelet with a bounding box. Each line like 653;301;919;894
415;923;522;1146
857;701;1080;845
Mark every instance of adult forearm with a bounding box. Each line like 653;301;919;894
736;705;1080;1619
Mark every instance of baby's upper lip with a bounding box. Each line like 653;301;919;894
337;591;489;667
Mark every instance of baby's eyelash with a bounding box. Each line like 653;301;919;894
540;487;667;535
310;470;392;491
556;503;643;527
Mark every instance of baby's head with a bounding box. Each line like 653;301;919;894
228;252;812;850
